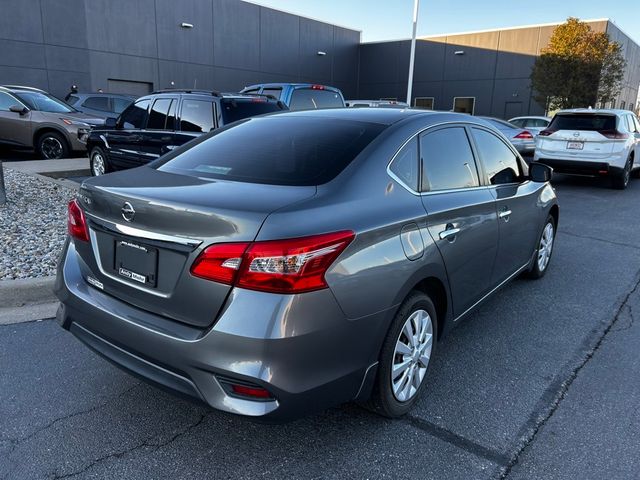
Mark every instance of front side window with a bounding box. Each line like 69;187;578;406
420;127;479;191
14;91;74;113
389;137;419;191
83;96;109;111
156;117;385;186
472;128;522;185
180;99;214;133
289;88;343;111
147;98;172;130
113;97;132;114
119;99;150;129
0;92;19;111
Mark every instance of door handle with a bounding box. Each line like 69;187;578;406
498;209;512;220
439;226;461;240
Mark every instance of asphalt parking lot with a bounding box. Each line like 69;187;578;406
2;174;640;479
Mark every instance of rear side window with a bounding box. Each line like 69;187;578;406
549;114;616;131
389;138;419;191
289;88;344;111
472;128;521;185
220;99;284;125
119;99;149;129
156;117;385;186
526;118;549;128
262;88;282;100
420;127;479;191
147;98;172;130
510;119;524;127
180;99;214;133
83;96;109;111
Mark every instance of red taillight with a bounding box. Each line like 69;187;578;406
67;199;89;242
230;384;272;399
538;129;556;137
191;231;355;294
599;129;628;139
190;243;249;284
311;84;325;90
514;130;534;139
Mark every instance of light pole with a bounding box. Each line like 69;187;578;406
406;0;420;106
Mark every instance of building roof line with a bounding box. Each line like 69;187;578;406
361;18;611;45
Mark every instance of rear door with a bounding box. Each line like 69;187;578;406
178;98;215;136
470;126;541;284
105;99;150;169
137;96;181;162
420;125;499;317
0;91;32;146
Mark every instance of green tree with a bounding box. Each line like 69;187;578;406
530;18;626;111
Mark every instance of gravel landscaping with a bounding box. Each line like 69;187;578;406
0;168;75;280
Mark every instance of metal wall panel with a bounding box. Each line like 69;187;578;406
0;40;46;70
0;0;43;43
156;0;214;65
41;0;88;49
212;0;261;71
299;18;333;82
259;7;300;76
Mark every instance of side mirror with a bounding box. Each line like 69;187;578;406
104;117;117;129
530;162;553;183
9;105;28;115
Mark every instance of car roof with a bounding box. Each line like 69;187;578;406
265;107;470;126
142;90;280;101
557;108;628;115
509;116;551;120
0;85;47;93
71;92;137;98
243;83;342;91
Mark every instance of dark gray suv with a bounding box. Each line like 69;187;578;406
55;108;558;421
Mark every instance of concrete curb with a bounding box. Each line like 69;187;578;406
0;275;57;308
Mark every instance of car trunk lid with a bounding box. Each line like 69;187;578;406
537;113;619;158
75;167;316;328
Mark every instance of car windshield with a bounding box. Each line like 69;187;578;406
220;98;285;124
15;91;75;113
549;114;616;131
155;116;385;186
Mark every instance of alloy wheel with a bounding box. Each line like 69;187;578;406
92;152;105;176
391;309;433;402
41;137;63;159
537;222;554;272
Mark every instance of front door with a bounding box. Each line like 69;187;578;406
470;126;541;283
0;91;32;147
420;125;499;317
104;99;150;169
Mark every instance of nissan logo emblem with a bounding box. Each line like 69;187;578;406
121;202;135;222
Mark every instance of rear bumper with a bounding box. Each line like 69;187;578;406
55;240;387;421
535;158;624;177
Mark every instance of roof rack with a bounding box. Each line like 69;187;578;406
151;88;222;97
222;92;279;101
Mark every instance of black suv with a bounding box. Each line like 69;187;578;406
86;90;287;176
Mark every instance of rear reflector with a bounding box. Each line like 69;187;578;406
514;131;534;139
191;230;355;294
68;198;89;242
599;129;628;139
230;384;273;399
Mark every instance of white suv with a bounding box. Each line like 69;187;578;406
534;109;640;189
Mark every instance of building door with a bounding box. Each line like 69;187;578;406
107;79;153;96
453;97;475;114
504;101;523;119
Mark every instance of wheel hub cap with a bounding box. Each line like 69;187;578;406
391;309;433;402
537;222;554;272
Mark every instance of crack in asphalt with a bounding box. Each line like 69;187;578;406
497;273;640;479
0;383;142;480
558;230;640;251
406;415;511;467
47;411;210;480
610;304;635;332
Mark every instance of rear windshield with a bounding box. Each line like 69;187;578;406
550;114;616;131
289;88;344;111
155;116;385;186
220;98;285;124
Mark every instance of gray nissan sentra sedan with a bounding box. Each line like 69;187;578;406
55;108;558;421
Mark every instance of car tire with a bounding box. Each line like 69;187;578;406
527;215;556;279
36;131;69;160
611;157;632;190
90;146;111;176
363;291;437;418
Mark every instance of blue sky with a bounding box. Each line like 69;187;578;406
249;0;640;44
